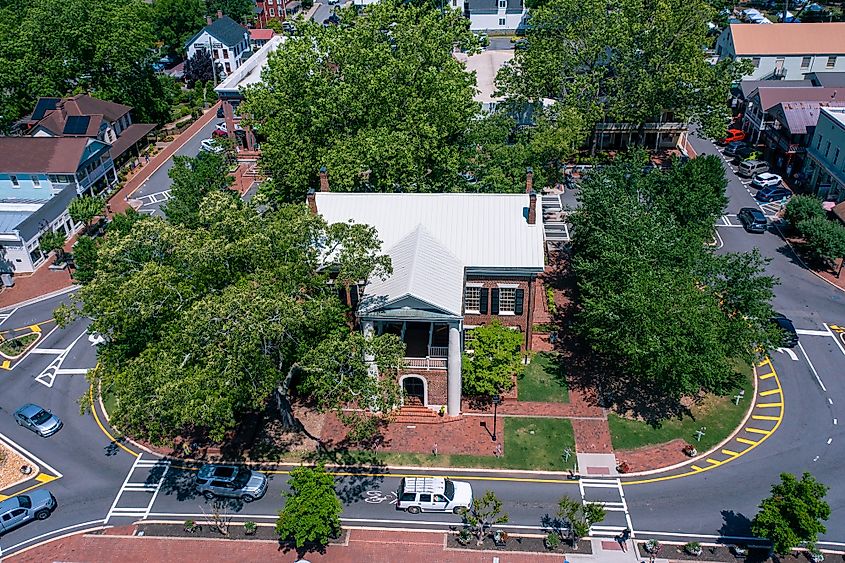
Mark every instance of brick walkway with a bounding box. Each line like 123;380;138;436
321;412;503;457
616;439;689;473
9;528;584;563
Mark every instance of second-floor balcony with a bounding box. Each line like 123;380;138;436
78;158;114;190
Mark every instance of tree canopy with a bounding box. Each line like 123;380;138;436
240;1;481;202
462;320;523;397
152;0;207;58
496;0;752;139
276;464;342;548
0;0;173;130
58;192;402;443
569;153;780;419
751;472;830;555
206;0;255;23
162;151;235;227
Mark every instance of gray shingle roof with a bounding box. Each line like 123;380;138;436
186;16;248;49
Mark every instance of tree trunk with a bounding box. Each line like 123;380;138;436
274;364;300;429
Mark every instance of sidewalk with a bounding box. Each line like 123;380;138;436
8;527;656;563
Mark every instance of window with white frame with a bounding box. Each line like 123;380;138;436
10;175;19;187
498;0;506;7
32;175;40;187
751;57;760;68
499;287;516;314
828;56;837;69
269;7;274;15
802;56;811;69
464;326;478;354
498;17;506;25
464;286;481;313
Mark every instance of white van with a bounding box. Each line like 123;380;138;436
396;477;473;514
737;159;769;178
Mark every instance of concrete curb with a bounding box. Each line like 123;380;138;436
0;433;41;495
772;222;845;295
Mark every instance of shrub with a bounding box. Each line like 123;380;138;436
684;541;702;555
784;195;825;233
184;519;199;532
645;539;661;553
244;521;257;535
545;531;560;550
546;286;556;313
796;217;845;268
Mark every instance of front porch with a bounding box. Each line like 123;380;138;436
375;320;451;369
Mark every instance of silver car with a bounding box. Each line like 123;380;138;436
195;464;268;502
14;404;62;437
0;490;57;535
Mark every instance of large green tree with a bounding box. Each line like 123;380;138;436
162;151;235;227
240;1;480;203
206;0;254;23
0;0;173;130
569;153;779;418
496;0;752;140
276;464;342;548
751;472;830;555
152;0;207;58
462;320;523;397
58;193;402;443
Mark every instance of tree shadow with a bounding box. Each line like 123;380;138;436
306;432;388;506
543;252;694;425
719;509;753;538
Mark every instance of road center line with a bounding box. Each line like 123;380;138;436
797;341;827;392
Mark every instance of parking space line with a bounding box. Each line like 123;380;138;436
756;402;782;408
759;389;781;397
721;449;740;456
797;341;827;391
824;323;845;357
744;427;768;434
736;437;758;445
705;458;722;466
691;465;703;471
751;415;779;421
758;372;775;379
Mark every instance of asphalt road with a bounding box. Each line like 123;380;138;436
3;133;845;557
131;117;222;217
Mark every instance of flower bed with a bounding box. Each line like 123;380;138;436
0;441;35;490
446;534;592;554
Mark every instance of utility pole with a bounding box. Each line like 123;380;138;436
208;36;218;86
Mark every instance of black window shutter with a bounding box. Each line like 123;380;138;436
515;289;525;315
479;288;489;314
491;288;500;315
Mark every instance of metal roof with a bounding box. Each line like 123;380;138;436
359;225;465;317
728;23;845;56
185;16;248;49
314;192;544;270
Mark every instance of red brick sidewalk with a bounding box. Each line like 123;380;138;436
9;527;571;563
109;102;221;215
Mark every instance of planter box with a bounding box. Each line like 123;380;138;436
447;535;592;554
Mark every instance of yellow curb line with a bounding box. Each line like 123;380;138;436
759;389;781;397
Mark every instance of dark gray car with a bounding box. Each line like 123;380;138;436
14;404;62;437
0;490;57;535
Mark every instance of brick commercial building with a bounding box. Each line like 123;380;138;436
309;173;545;416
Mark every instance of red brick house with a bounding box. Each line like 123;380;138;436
309;175;545;416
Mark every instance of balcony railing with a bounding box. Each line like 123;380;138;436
78;159;114;189
403;357;448;370
428;346;448;357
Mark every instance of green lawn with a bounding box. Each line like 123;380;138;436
518;353;569;403
0;332;38;357
608;362;755;452
311;417;577;472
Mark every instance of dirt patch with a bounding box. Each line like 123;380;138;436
446;534;592;554
635;541;841;562
0;440;36;491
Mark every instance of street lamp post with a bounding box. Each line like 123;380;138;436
492;395;502;442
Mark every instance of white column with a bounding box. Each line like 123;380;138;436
362;320;378;378
447;326;462;416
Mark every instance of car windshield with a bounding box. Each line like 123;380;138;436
31;409;52;424
18;495;32;509
234;467;253;486
444;479;455;500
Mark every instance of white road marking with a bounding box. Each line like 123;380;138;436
34;330;89;387
105;457;171;522
829;398;834;405
0;307;19;327
0;519;103;558
814;456;820;462
797;341;827;391
827;438;833;445
0;432;63;478
824;323;845;357
776;347;798;361
834;418;838;425
29;348;69;354
795;329;834;337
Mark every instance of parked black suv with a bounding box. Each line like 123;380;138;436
738;207;767;233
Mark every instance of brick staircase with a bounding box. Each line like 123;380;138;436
394;405;461;425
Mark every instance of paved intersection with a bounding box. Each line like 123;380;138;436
3;134;845;557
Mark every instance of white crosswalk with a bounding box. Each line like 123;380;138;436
578;478;634;537
105;456;171;522
137;189;172;206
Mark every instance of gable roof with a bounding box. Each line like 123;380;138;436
738;79;812;100
728;23;845;56
806;72;845;88
314;192;544;270
359;225;465;316
751;86;842;111
186;16;248;49
250;28;275;41
62;94;131;122
0;137;91;173
769;101;845;134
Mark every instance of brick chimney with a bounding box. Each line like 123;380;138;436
528;191;537;225
307;189;317;214
206;15;212;24
217;10;223;18
319;166;330;192
525;166;534;194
